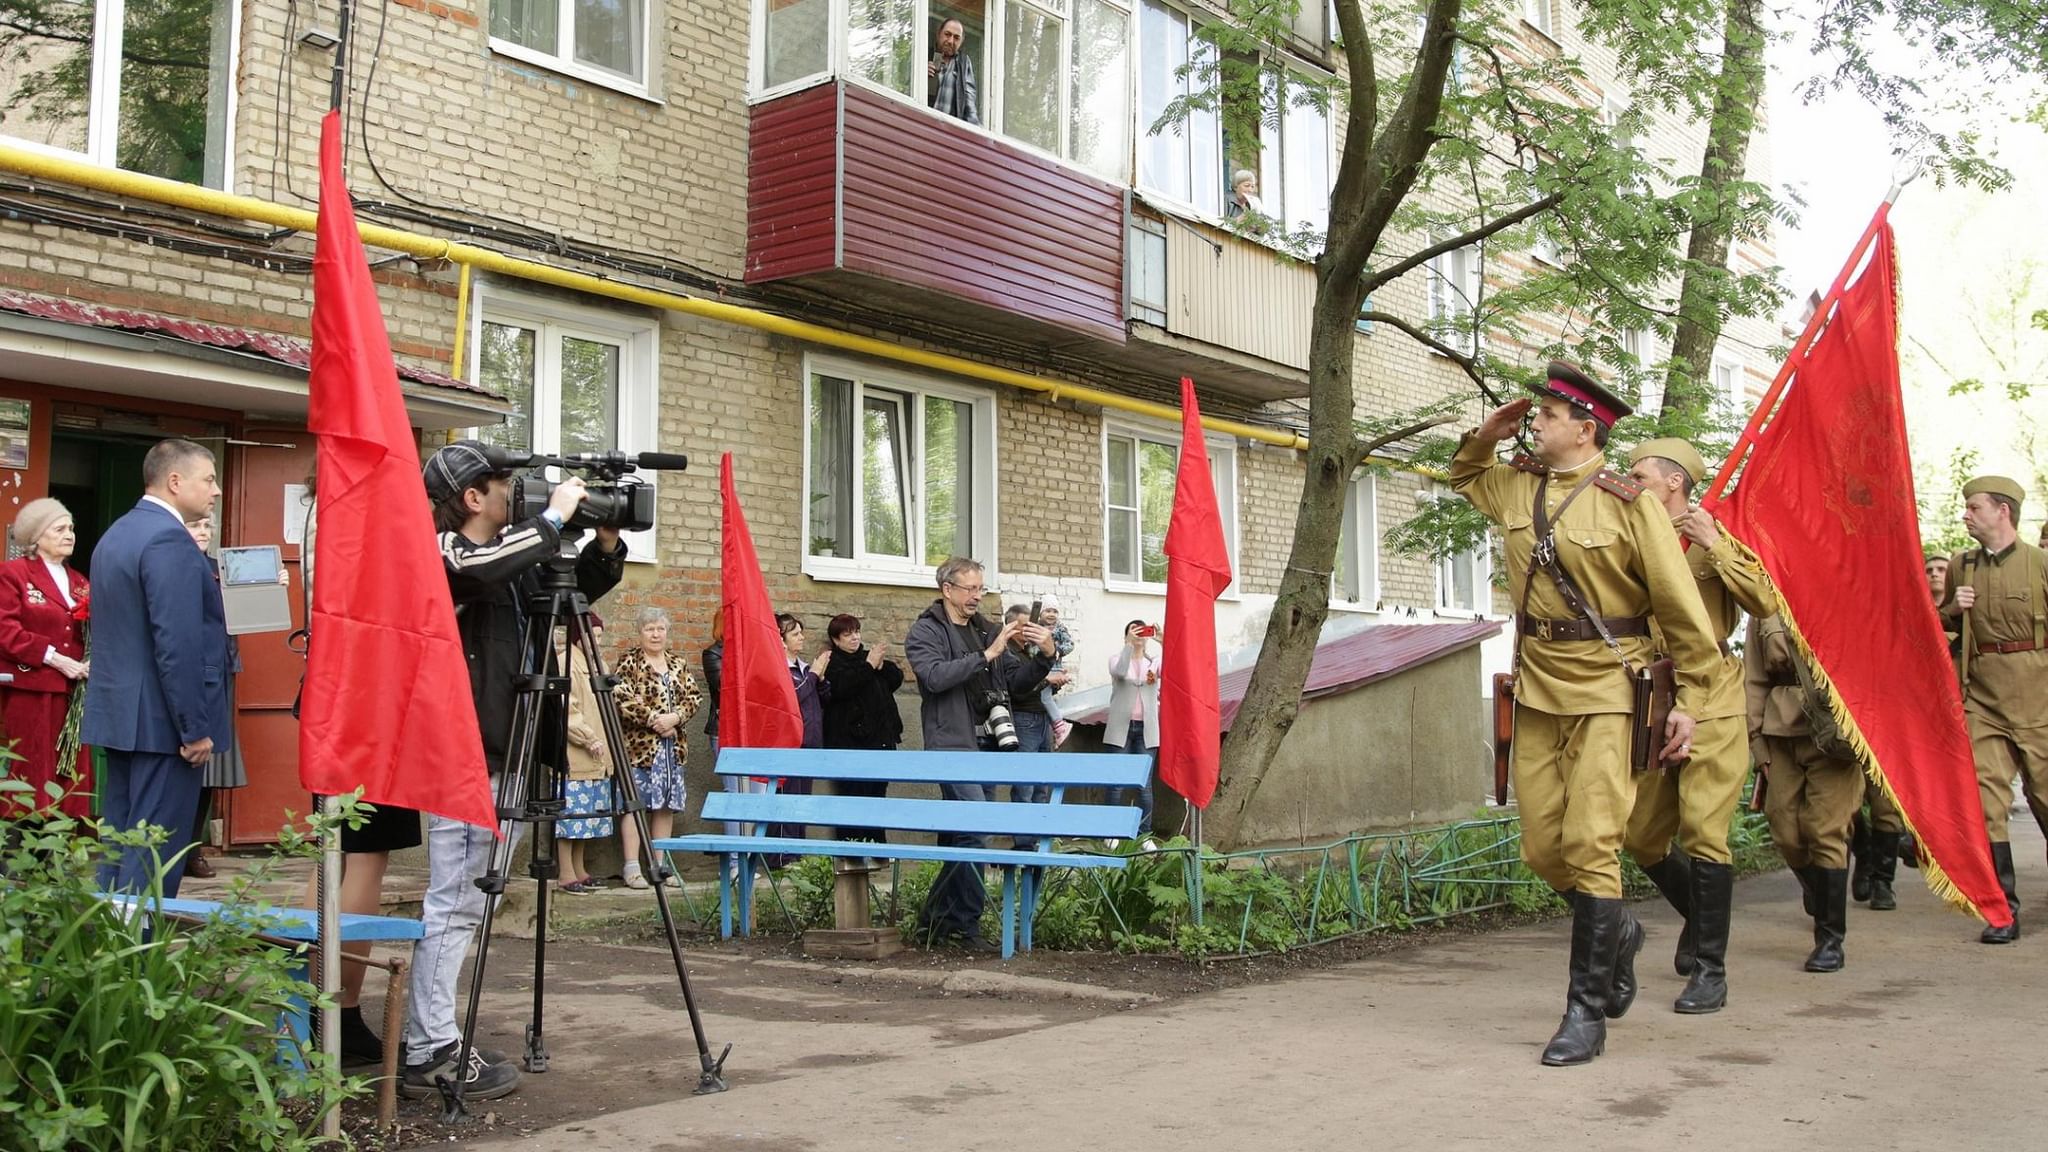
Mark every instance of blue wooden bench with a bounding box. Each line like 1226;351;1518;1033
652;748;1148;958
106;893;423;1120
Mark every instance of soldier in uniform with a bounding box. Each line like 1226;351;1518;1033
1745;612;1861;970
1452;363;1720;1066
1938;475;2048;945
1619;439;1777;1014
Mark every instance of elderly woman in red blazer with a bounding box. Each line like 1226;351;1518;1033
0;497;92;819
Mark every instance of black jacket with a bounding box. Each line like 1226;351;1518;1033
822;646;906;749
903;599;998;751
995;645;1054;714
701;642;723;737
441;518;625;774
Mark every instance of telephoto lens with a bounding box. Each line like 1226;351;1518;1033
982;703;1020;751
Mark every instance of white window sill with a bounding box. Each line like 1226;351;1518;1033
1433;606;1505;621
803;557;939;589
490;39;659;104
1105;578;1242;602
1329;599;1380;614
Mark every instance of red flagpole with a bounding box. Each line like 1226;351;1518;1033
1702;196;1897;504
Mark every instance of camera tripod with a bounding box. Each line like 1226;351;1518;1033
439;534;729;1122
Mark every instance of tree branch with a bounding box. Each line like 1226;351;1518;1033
1358;310;1501;404
1325;0;1380;275
1356;412;1462;462
1361;192;1561;297
1333;0;1465;281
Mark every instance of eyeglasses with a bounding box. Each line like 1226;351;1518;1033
945;581;985;596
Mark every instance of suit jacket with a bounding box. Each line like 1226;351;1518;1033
80;498;229;753
0;555;89;693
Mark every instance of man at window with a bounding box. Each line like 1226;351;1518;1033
928;18;980;125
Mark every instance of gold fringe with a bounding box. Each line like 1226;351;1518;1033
1774;602;1988;923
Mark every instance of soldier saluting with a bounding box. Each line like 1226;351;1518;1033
1452;362;1720;1067
1938;475;2048;945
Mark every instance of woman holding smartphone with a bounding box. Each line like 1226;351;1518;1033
1103;620;1161;845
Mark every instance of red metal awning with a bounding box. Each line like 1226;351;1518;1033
1066;619;1504;731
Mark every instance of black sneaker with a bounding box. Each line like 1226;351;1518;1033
399;1041;521;1100
340;1007;384;1067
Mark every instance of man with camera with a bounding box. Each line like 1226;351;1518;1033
403;439;627;1101
904;557;1051;947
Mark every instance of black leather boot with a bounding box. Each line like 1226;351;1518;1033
1605;900;1646;1020
1675;861;1733;1013
1899;832;1920;869
1850;811;1873;902
1641;851;1696;977
1542;893;1615;1067
1980;841;2021;944
1867;833;1898;911
1805;868;1847;972
1793;863;1819;917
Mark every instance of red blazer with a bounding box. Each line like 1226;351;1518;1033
0;555;88;694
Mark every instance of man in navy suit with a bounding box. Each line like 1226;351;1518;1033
83;438;229;897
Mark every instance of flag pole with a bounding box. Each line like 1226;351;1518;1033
317;1;354;1140
1701;190;1903;505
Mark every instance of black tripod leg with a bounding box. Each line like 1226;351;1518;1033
526;829;552;1073
581;623;730;1094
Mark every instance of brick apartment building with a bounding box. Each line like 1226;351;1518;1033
0;0;1779;841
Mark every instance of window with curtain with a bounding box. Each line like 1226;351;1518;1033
805;363;997;579
1135;0;1221;216
1104;423;1238;588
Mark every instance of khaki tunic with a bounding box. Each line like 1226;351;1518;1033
1745;615;1860;870
1451;435;1721;898
1938;543;2048;843
1625;525;1778;864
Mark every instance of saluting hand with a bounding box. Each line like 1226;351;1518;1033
1474;398;1532;443
1675;507;1722;551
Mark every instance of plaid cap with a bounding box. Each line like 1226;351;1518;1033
423;439;503;505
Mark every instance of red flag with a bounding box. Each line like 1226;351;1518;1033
299;110;496;830
1159;378;1233;810
1706;218;2007;925
717;454;802;750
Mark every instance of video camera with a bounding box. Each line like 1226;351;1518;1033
477;445;689;534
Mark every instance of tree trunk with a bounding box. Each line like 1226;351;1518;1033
1661;0;1766;420
1207;285;1361;849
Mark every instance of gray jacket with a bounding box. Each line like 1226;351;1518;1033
904;599;998;750
1103;645;1162;750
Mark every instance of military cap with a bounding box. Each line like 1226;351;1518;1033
1628;438;1709;490
1528;360;1632;428
1962;475;2025;506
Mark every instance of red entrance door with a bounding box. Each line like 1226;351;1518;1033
225;429;316;845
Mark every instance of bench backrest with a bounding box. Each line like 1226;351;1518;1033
713;747;1150;789
700;792;1139;841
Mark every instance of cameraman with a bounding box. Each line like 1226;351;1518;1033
904;557;1048;947
403;440;626;1101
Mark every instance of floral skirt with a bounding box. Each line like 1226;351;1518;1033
559;778;615;840
631;738;686;812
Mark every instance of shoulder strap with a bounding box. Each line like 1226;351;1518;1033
1533;471;1635;674
1592;469;1643;501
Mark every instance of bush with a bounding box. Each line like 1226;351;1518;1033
0;792;356;1151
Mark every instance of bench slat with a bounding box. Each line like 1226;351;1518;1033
103;895;424;942
652;835;1129;869
700;793;1140;839
714;747;1149;788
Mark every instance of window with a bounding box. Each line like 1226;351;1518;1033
848;0;916;94
1000;0;1067;152
1520;0;1553;38
1127;216;1167;324
1713;358;1744;417
1424;486;1491;613
492;0;651;91
1255;71;1331;237
1136;0;1222;216
1069;0;1130;179
1333;473;1378;607
0;0;236;188
1103;421;1237;589
472;293;661;561
928;0;988;123
1521;153;1562;266
760;0;831;91
1288;0;1327;49
804;358;998;582
1427;243;1483;356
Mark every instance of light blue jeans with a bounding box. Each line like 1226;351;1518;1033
406;806;525;1065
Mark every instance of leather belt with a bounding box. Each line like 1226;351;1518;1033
1520;615;1650;642
1976;639;2043;655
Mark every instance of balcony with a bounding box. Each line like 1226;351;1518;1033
746;81;1127;348
1120;210;1316;401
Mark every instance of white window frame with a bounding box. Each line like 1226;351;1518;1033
468;289;662;563
1713;357;1744;416
994;0;1073;157
1427;242;1483;356
1521;153;1563;267
1520;0;1554;39
1256;67;1335;240
801;353;1001;587
1101;416;1239;596
1426;484;1493;616
1331;472;1379;610
0;0;240;191
1133;0;1223;219
491;0;658;99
